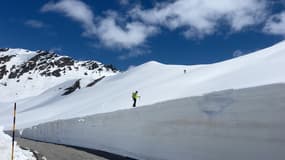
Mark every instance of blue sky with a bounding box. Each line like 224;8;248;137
0;0;285;70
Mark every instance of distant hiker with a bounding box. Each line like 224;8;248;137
184;69;187;74
132;91;140;107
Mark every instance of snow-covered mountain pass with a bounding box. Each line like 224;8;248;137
1;40;285;129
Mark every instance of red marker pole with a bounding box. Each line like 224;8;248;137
11;103;16;160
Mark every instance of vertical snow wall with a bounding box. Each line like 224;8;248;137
21;84;285;160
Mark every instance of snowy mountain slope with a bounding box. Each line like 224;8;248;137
1;41;285;129
0;49;117;102
21;84;285;160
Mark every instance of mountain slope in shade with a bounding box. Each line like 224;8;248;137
0;48;117;102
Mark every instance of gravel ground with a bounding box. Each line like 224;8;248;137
16;138;136;160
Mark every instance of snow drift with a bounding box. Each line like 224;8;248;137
0;126;35;160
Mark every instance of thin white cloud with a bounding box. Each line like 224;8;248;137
127;65;136;70
132;0;268;38
41;0;280;56
233;50;243;57
263;12;285;36
42;0;157;50
25;20;46;28
97;16;157;49
41;0;96;35
118;47;151;60
119;0;129;6
49;47;63;53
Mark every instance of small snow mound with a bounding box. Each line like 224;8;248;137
143;60;163;66
130;61;164;71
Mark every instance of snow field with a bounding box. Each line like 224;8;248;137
2;41;285;129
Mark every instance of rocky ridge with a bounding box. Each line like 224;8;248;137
0;48;118;101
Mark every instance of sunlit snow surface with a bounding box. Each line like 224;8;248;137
0;126;35;160
1;41;285;128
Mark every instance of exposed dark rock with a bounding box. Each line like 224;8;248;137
90;63;99;70
7;52;57;79
50;62;55;68
17;61;37;77
0;49;117;82
30;52;49;62
40;71;47;77
52;69;61;77
62;79;81;96
37;61;47;66
0;55;15;64
38;64;48;70
86;76;105;87
0;65;8;79
82;61;99;70
0;48;9;52
104;64;117;72
54;57;74;67
36;50;49;54
8;69;18;79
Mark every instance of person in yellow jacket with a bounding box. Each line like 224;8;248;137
132;91;140;107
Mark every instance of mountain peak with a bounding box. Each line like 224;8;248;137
0;48;118;101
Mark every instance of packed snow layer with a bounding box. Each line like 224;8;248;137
21;84;285;160
0;126;35;160
1;41;285;129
